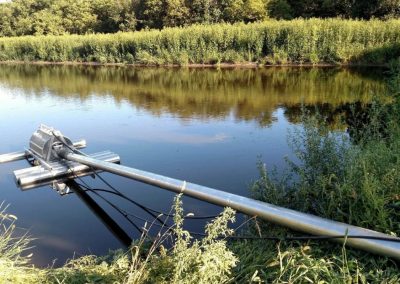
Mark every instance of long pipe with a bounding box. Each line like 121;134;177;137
58;150;400;260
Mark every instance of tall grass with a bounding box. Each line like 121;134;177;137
0;19;400;65
0;204;46;283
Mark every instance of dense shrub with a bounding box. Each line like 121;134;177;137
0;19;400;65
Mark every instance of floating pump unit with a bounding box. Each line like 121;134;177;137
29;124;74;162
0;125;119;193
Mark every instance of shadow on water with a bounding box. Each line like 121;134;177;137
0;64;389;128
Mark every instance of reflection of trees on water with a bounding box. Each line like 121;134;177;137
284;101;394;142
0;65;388;128
284;103;353;130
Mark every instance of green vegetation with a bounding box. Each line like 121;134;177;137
0;19;400;65
270;0;400;20
232;65;400;282
235;124;400;282
1;0;399;36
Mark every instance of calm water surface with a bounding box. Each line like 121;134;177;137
0;65;386;266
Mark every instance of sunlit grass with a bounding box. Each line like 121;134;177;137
0;19;399;65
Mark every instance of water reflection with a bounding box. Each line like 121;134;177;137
0;65;387;127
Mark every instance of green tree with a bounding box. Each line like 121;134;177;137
268;0;293;19
243;0;268;22
0;4;14;36
9;0;34;35
320;0;353;17
352;0;400;18
222;0;245;22
53;0;97;34
379;0;400;17
163;0;189;26
118;3;137;31
90;0;136;33
190;0;222;23
8;0;62;35
286;0;323;18
31;9;64;35
142;0;166;28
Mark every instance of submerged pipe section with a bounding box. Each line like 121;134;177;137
67;180;132;248
59;150;400;260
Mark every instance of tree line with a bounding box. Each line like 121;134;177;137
0;0;399;37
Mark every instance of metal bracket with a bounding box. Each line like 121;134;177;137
52;182;70;196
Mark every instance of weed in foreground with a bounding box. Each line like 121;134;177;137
0;195;238;284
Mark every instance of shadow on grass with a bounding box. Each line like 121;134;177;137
351;43;400;65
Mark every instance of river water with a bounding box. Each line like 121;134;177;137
0;65;387;266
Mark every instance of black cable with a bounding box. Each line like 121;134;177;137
88;201;400;243
85;187;144;234
52;132;169;224
77;182;168;225
83;185;219;220
71;174;145;235
52;133;220;220
79;189;400;243
94;174;219;219
68;185;400;243
86;167;220;220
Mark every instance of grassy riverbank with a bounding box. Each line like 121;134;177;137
1;19;400;66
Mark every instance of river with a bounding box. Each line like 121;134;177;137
0;65;387;266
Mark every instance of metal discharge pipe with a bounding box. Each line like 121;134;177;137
59;150;400;260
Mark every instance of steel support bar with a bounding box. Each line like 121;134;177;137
59;150;400;260
67;180;132;248
0;151;26;164
0;139;87;164
15;151;120;190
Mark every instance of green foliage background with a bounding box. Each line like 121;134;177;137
1;0;400;37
